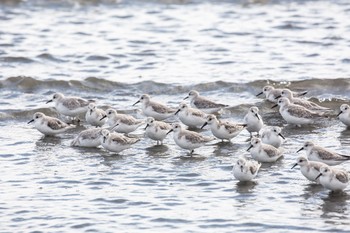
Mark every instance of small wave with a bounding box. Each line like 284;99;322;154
0;56;35;63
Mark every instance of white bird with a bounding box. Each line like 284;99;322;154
277;89;330;111
175;103;207;128
201;114;246;141
101;108;144;134
291;156;327;183
85;103;106;127
247;138;283;162
71;128;102;147
256;86;307;103
167;123;214;154
337;104;350;127
243;106;263;136
272;97;324;127
261;126;285;148
133;94;176;121
297;141;350;166
316;166;349;191
46;92;93;118
144;117;172;145
100;129;140;154
184;90;228;114
233;157;261;182
28;112;74;136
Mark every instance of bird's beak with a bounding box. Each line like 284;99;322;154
133;100;140;106
103;136;106;143
256;92;263;97
183;96;189;100
255;114;260;120
166;129;173;135
174;109;180;115
315;173;322;180
278;133;285;140
144;124;149;130
100;115;107;121
275;95;282;100
337;111;343;117
247;145;253;151
46;99;53;104
296;147;304;153
201;122;208;129
28;119;34;124
90;109;93;115
271;104;278;109
111;123;119;130
291;163;297;169
240;165;243;173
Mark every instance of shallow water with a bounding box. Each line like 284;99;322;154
1;0;350;232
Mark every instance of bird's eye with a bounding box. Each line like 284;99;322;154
299;159;303;162
141;97;144;100
345;107;348;110
273;129;277;132
182;106;185;108
36;116;39;119
251;110;254;113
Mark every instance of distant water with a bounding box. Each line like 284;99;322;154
1;0;350;232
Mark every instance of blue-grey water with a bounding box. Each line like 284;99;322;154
1;0;350;232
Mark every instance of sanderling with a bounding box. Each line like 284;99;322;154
243;106;263;136
183;90;228;114
277;89;330;111
100;129;140;154
133;94;176;121
233;157;261;182
71;128;102;147
175;103;207;128
256;86;307;103
101;108;144;134
315;166;349;191
337;104;350;127
167;123;214;154
297;141;350;166
46;92;93;118
272;97;323;127
201;114;246;142
261;126;285;148
291;156;326;183
144;117;172;145
85;103;106;127
28;112;74;136
247;138;283;162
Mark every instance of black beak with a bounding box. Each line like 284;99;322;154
46;99;53;104
28;119;34;124
90;109;93;115
337;111;343;117
166;129;173;135
256;92;263;97
100;115;107;121
291;163;298;169
240;165;243;173
255;114;260;120
271;104;278;109
247;145;253;151
278;133;285;140
133;100;140;106
183;96;189;100
201;122;208;129
103;136;106;143
174;109;180;115
111;123;119;130
144;124;149;130
275;95;282;100
296;147;304;153
315;173;322;180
